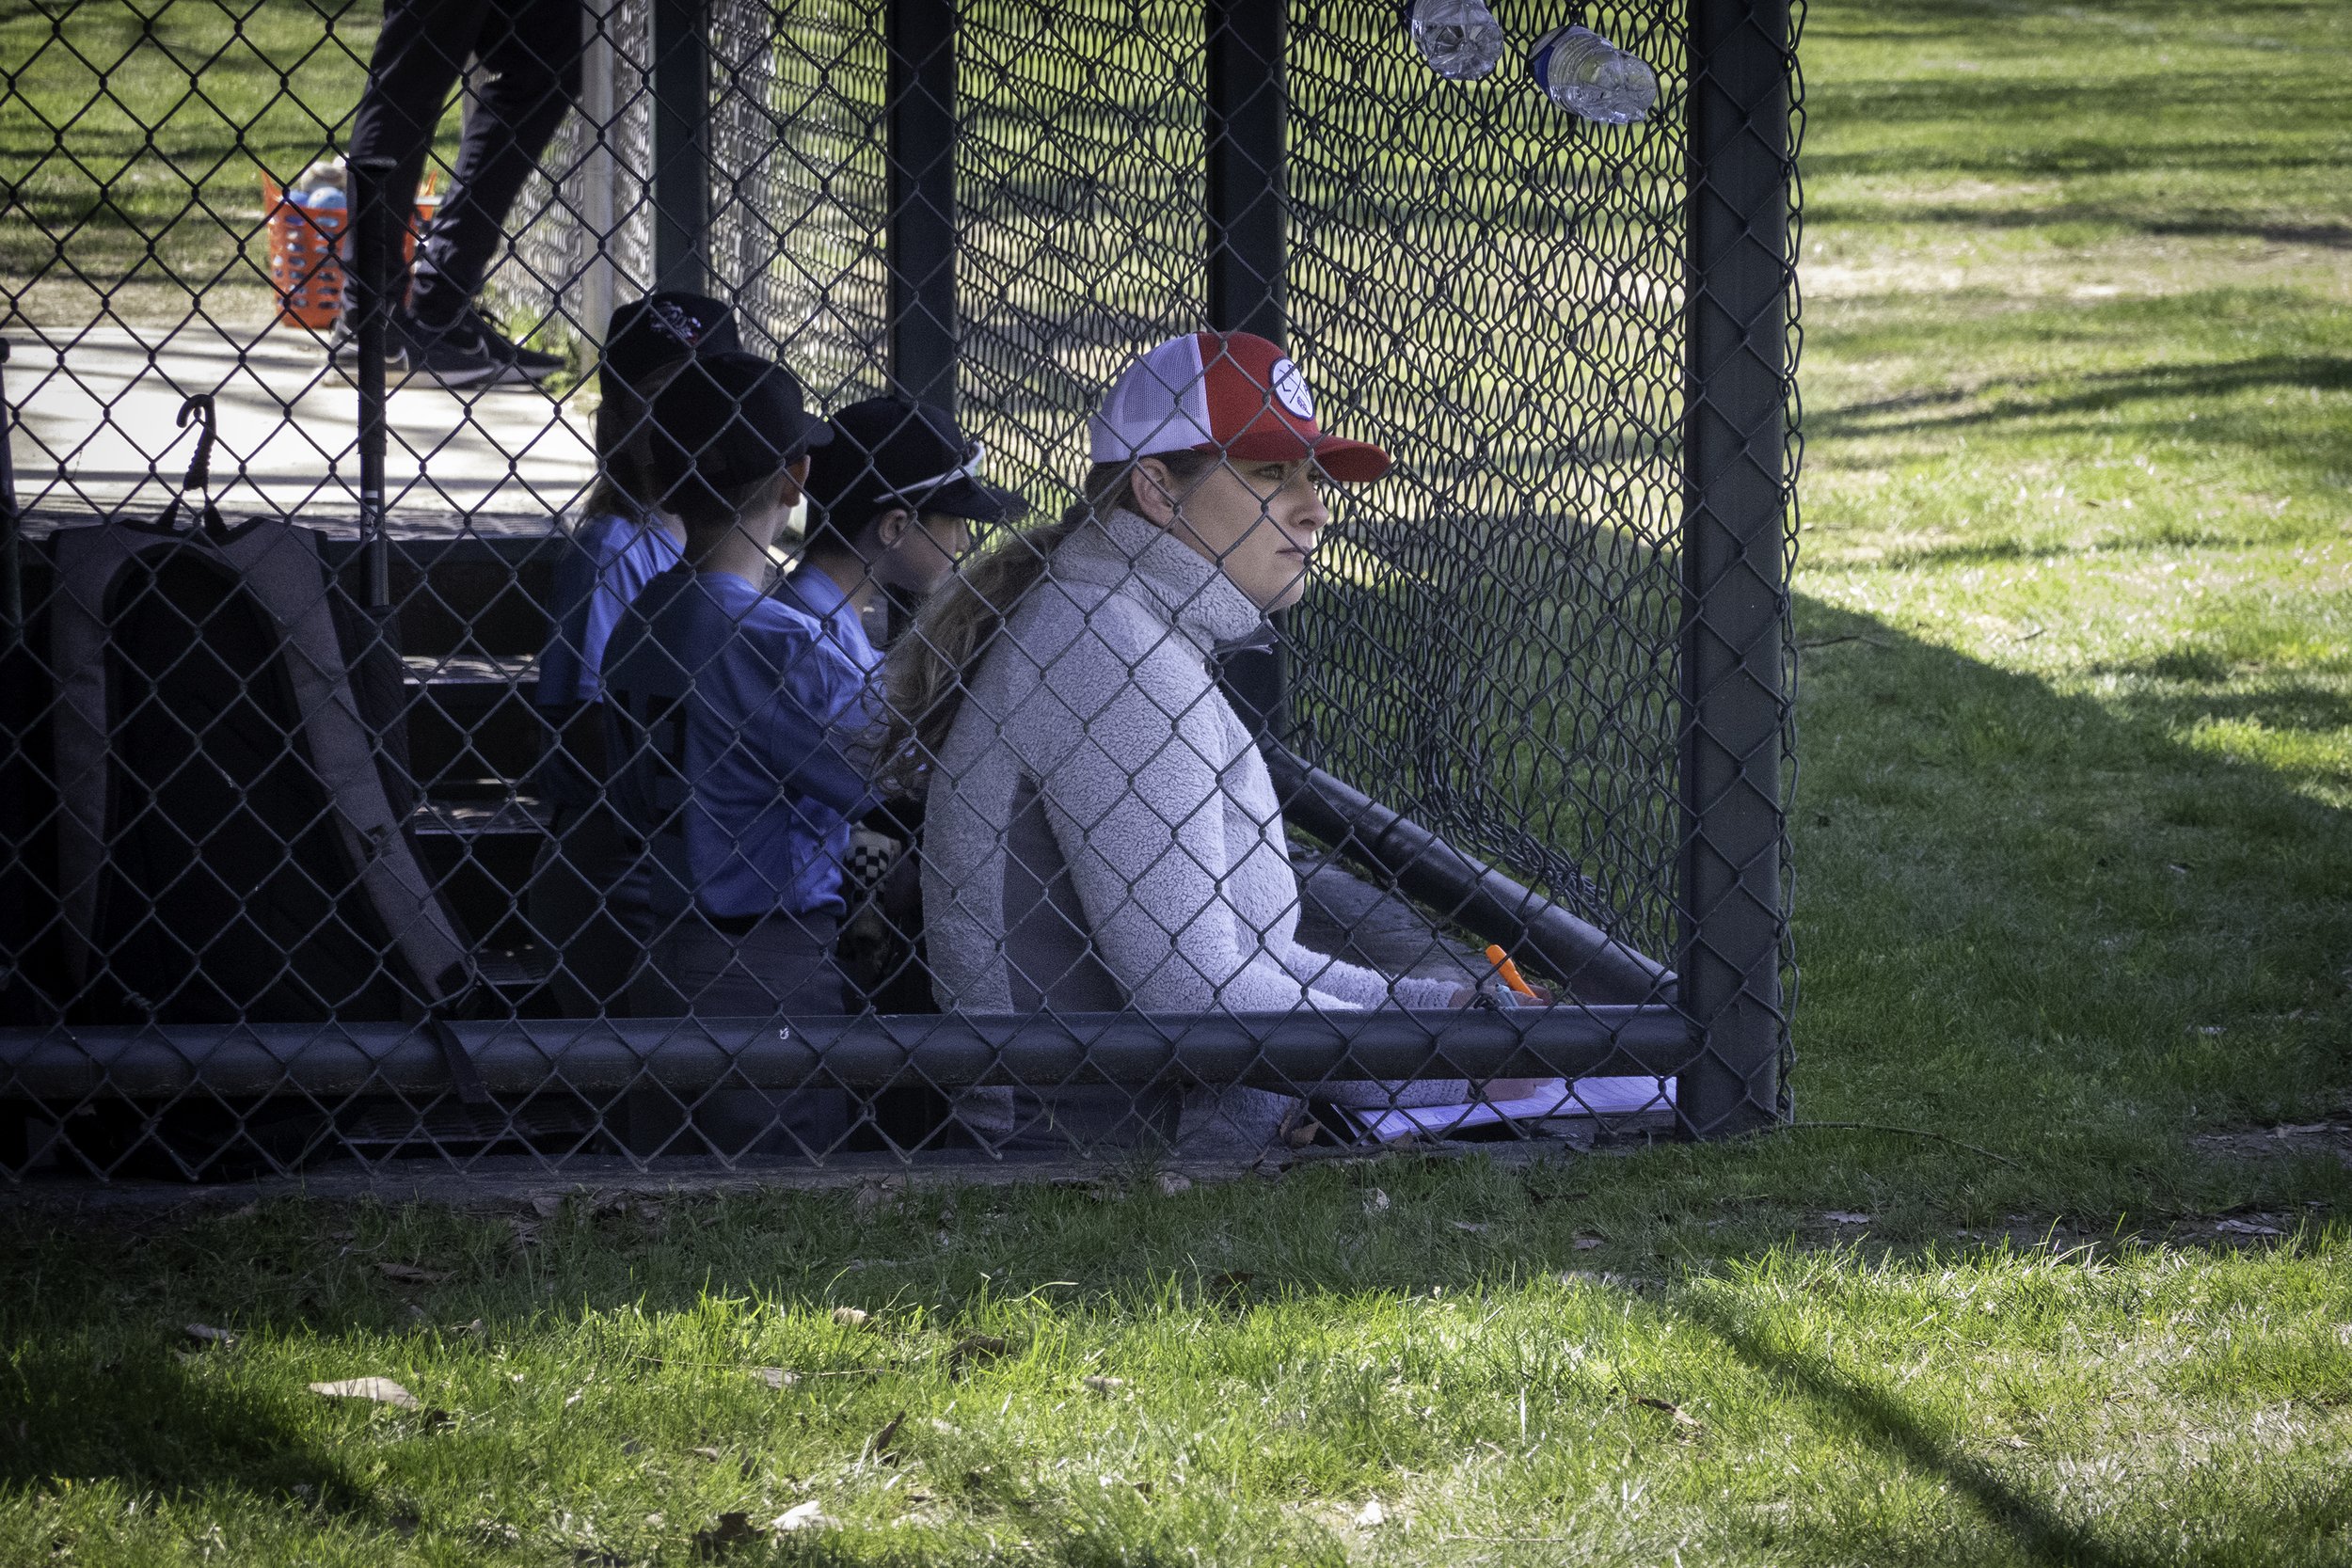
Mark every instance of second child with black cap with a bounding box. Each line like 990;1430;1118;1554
799;396;1025;1018
799;395;1027;639
598;348;865;1156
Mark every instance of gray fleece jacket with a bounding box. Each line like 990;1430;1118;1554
923;509;1457;1150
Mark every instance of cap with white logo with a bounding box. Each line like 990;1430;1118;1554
1088;331;1391;483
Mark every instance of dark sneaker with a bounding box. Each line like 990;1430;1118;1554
401;308;532;389
326;315;411;376
459;305;567;381
428;303;564;383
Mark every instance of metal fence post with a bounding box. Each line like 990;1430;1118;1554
885;0;958;410
350;155;395;610
651;0;710;293
579;0;620;345
0;338;19;641
1677;0;1794;1137
1206;0;1289;736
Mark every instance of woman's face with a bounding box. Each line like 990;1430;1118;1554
1136;456;1331;612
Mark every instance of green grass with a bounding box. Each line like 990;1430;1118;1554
8;0;2352;1560
0;0;462;327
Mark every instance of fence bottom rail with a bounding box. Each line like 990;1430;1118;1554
0;1007;1696;1101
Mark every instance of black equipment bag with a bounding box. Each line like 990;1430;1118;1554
48;510;469;1022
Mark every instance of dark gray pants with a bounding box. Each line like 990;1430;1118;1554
628;911;850;1159
347;0;584;317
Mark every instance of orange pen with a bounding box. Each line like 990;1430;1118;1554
1483;944;1540;1001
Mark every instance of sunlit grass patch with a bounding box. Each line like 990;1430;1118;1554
6;1196;2348;1566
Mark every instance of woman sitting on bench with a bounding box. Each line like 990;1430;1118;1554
879;331;1524;1156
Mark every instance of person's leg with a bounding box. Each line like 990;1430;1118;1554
406;0;584;325
346;0;481;307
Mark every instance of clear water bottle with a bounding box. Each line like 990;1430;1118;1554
1406;0;1505;81
1530;24;1659;124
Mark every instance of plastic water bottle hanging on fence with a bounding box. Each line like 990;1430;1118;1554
1406;0;1505;80
1531;24;1659;124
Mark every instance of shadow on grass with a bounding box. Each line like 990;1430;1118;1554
1810;353;2352;446
1676;1291;2156;1568
0;1338;365;1514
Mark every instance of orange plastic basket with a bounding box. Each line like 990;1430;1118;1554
263;175;442;330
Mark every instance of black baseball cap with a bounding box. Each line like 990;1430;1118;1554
806;397;1028;531
645;350;831;513
599;292;740;402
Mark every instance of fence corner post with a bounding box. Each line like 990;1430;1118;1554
885;0;959;411
1205;0;1291;738
651;0;710;294
1677;0;1796;1138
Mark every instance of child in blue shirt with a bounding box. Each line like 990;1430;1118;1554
601;348;856;1156
525;292;738;1017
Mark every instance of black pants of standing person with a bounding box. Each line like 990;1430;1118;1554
347;0;583;325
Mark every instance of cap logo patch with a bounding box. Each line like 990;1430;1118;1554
649;300;706;345
1270;357;1315;420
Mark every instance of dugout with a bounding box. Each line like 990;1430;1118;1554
0;0;1801;1178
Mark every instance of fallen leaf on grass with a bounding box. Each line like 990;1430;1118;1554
1571;1235;1604;1251
1557;1270;1641;1291
2272;1123;2334;1138
183;1323;236;1347
1354;1497;1387;1528
1523;1186;1590;1207
1081;1375;1126;1395
531;1195;566;1219
832;1307;872;1330
1633;1396;1703;1439
1156;1171;1194;1196
868;1411;907;1464
753;1367;801;1390
1450;1220;1490;1234
693;1512;765;1559
1363;1188;1391;1214
378;1261;452;1285
1820;1212;1873;1227
691;1446;724;1462
948;1334;1008;1375
772;1499;828;1532
852;1180;901;1219
2217;1218;2285;1237
310;1377;420;1410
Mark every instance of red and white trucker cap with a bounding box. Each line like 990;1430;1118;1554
1088;331;1391;483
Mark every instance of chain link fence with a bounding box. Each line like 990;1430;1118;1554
0;0;1801;1180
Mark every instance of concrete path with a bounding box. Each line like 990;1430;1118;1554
5;321;594;535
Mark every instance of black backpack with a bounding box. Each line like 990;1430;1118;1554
48;509;470;1024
